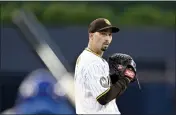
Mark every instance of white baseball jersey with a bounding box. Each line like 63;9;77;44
74;48;121;114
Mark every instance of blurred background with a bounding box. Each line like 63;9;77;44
0;1;175;115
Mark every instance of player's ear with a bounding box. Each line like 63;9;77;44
89;33;94;40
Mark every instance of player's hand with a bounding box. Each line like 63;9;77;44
107;53;136;84
119;65;136;82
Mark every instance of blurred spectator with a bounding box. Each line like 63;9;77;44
2;69;75;114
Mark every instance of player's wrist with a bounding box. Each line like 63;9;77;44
123;77;131;83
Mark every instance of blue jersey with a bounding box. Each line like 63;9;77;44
13;69;75;114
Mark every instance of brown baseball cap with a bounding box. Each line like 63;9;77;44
88;18;120;33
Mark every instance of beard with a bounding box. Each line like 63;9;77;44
101;45;108;51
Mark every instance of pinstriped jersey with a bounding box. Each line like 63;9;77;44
74;48;121;114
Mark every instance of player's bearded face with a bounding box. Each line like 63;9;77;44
93;31;112;51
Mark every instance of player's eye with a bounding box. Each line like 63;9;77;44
101;32;107;36
109;33;112;36
101;32;111;36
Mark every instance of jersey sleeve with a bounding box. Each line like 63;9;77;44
83;62;110;100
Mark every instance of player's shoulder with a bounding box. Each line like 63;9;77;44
80;49;105;65
75;48;109;72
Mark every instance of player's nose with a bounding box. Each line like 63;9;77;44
105;37;111;42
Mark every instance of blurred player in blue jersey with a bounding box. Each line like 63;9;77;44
2;69;75;114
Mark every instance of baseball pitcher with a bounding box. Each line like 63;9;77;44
74;18;137;114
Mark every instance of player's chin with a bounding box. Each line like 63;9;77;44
101;46;108;51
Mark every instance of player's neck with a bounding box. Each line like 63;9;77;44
87;45;103;57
